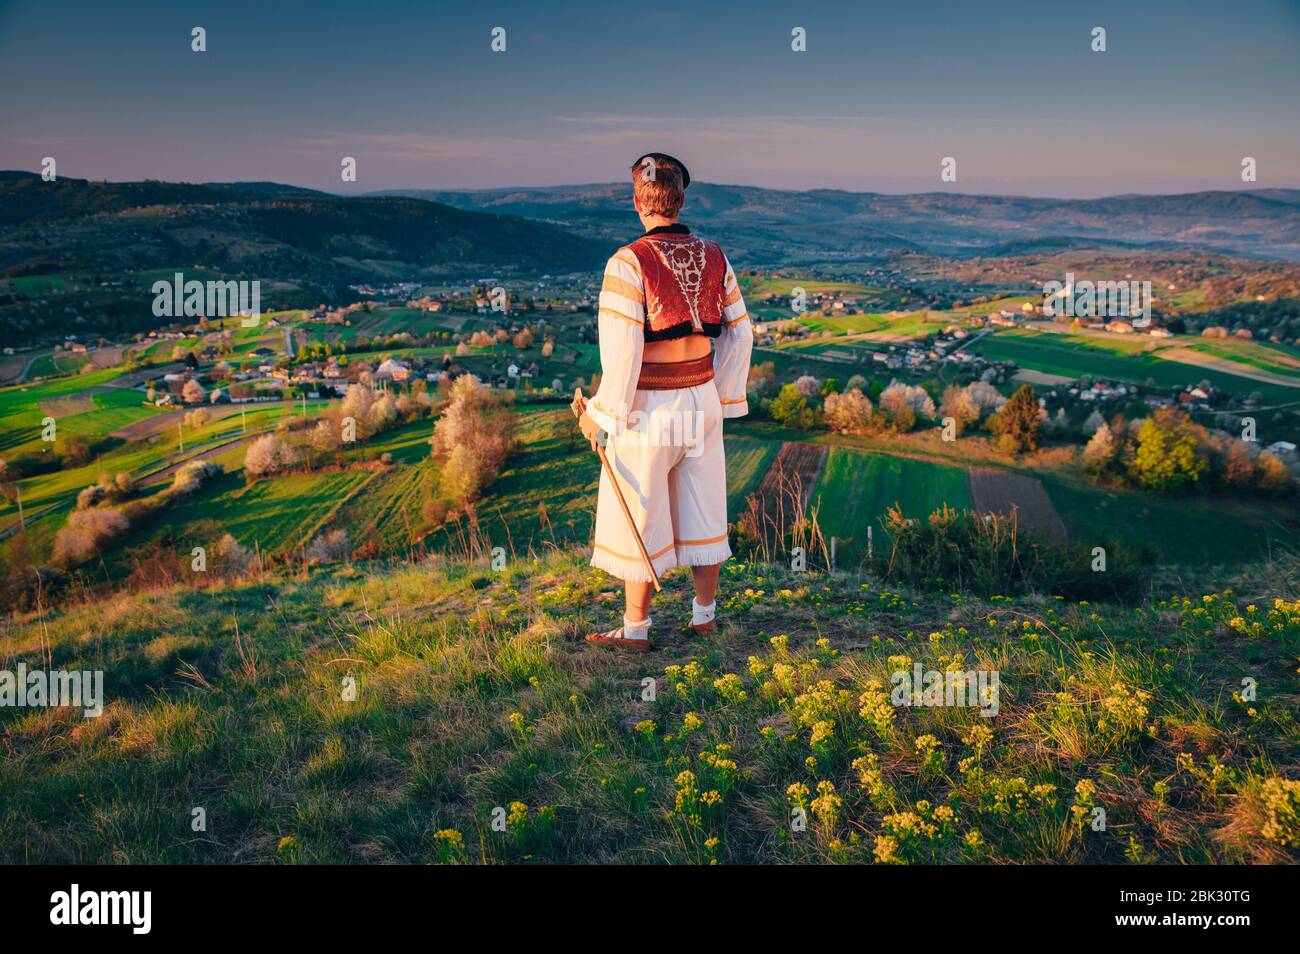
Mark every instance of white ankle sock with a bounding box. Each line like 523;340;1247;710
622;615;651;640
692;599;716;626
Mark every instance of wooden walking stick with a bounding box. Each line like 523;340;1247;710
571;388;662;591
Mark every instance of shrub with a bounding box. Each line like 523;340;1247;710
748;362;777;398
1130;408;1207;491
1216;436;1259;488
213;533;257;577
172;458;223;495
310;419;339;453
305;529;351;564
993;384;1042;454
769;384;817;429
395;391;433;420
881;505;1144;600
879;380;935;433
823;388;873;434
794;375;821;399
941;381;1005;435
181;379;206;404
368;392;398;429
430;374;516;503
76;482;110;510
1257;451;1294;495
61;434;95;467
1081;422;1120;478
882;505;1024;596
53;507;129;566
340;383;377;432
244;434;298;478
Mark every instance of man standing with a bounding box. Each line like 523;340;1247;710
578;153;753;652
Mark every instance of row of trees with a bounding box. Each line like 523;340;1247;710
1083;408;1291;494
749;365;1294;494
52;458;224;566
429;374;517;506
242;382;432;478
757;368;1047;454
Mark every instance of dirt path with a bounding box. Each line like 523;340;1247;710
1156;347;1300;389
138;434;257;487
110;399;301;440
968;468;1068;546
0;503;62;541
1013;368;1074;387
15;351;44;383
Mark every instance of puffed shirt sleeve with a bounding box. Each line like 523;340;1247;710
714;255;754;418
586;248;645;436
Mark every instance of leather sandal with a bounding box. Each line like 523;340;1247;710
584;627;652;653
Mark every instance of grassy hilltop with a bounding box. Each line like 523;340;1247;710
2;548;1297;864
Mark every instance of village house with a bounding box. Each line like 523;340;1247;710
375;357;411;383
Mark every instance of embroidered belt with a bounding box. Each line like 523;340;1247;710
637;353;714;390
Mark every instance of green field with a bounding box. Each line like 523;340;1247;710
327;419;442;554
1185;339;1300;378
858;311;952;341
964;296;1039;315
0;365;129;429
1041;475;1298;564
724;435;781;512
795;313;892;336
3;274;70;295
115;468;377;559
812;447;972;556
740;276;882;298
24;352;91;378
970;328;1300;402
332;461;439;556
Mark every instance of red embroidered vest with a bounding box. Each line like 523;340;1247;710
625;231;727;342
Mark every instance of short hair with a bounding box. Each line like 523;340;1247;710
630;156;685;217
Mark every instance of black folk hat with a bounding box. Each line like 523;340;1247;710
633;153;690;188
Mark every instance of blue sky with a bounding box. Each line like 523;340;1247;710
1;0;1297;196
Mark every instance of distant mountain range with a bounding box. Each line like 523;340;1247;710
0;172;608;284
0;172;614;345
4;171;1298;347
374;183;1300;263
